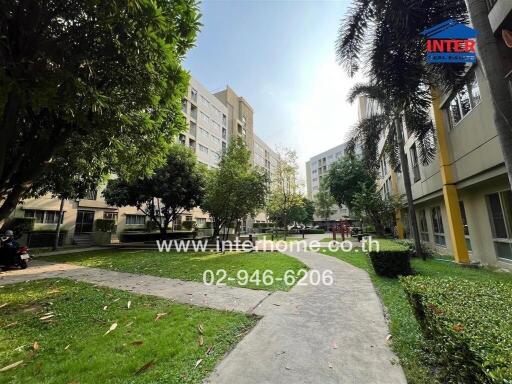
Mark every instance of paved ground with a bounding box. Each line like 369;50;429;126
0;261;270;313
0;244;406;383
207;249;407;384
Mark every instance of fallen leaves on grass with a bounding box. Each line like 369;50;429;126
103;306;108;311
0;360;23;372
104;322;118;335
197;324;204;334
32;342;40;351
198;336;204;346
127;301;131;309
194;359;203;369
206;345;214;356
131;340;144;346
135;360;155;375
3;321;18;329
64;345;71;350
0;303;9;309
155;313;168;321
39;314;54;321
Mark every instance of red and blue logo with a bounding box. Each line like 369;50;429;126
421;19;478;64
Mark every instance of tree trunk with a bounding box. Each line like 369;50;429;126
466;0;512;189
53;197;65;251
395;118;424;260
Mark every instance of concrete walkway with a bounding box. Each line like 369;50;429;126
206;249;407;384
0;260;270;313
0;247;406;383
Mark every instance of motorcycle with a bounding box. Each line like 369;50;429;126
0;244;31;270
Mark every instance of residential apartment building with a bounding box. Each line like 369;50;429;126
372;17;512;269
305;143;351;228
8;75;277;244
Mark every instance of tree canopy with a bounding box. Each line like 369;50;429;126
202;139;269;238
314;179;337;222
103;144;205;239
0;0;201;219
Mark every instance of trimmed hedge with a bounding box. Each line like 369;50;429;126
1;217;35;239
368;246;412;278
95;219;116;232
27;230;68;247
119;231;194;243
401;276;512;383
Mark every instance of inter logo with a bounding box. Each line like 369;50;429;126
421;19;478;64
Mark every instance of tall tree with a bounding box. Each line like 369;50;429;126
0;0;201;220
103;144;205;240
465;0;512;187
266;148;302;240
314;179;337;223
202;139;268;239
336;0;470;258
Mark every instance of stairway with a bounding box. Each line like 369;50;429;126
73;233;93;247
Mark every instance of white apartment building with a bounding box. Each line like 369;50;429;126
180;76;228;168
305;143;351;227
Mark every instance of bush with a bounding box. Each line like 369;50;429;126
363;225;376;233
401;276;512;383
394;239;437;258
302;229;324;234
120;231;194;243
368;246;412;278
27;230;68;247
181;220;196;231
1;217;35;239
95;219;116;232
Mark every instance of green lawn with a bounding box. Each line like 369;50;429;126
320;245;512;384
0;279;256;384
44;250;308;291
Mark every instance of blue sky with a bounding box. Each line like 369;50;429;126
184;0;364;176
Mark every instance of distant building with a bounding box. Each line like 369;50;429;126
305;143;352;228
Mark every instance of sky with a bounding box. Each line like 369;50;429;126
184;0;365;176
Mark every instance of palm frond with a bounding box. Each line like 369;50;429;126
335;0;374;77
349;113;390;171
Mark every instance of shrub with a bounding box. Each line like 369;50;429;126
303;229;324;234
1;217;35;239
401;276;512;383
181;220;196;231
363;225;376;233
120;231;194;242
395;239;437;258
368;245;412;278
27;230;68;247
95;219;116;232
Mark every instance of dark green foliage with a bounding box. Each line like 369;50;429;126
104;144;205;239
368;248;412;278
302;229;324;235
120;231;194;243
181;220;196;230
0;0;201;219
94;219;116;233
401;276;512;383
27;230;67;247
0;217;35;238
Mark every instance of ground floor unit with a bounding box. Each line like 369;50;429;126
402;166;512;270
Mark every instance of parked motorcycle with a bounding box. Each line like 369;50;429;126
0;241;31;270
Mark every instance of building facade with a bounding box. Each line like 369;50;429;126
305;143;351;228
8;75;277;245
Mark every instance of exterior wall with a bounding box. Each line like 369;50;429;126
305;142;351;222
389;63;512;269
181;76;229;168
214;87;255;159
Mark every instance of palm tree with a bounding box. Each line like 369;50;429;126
346;84;436;259
336;0;472;258
465;0;512;188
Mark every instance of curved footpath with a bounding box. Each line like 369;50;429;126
0;248;406;384
206;249;406;383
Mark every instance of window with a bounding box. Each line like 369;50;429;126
24;209;63;224
84;189;97;200
410;144;420;182
199;144;208;154
486;191;512;260
222;114;227;126
448;71;482;127
181;99;187;113
189;121;197;136
200;112;209;123
200;95;209;107
190;104;197;120
431;206;446;246
222;127;227;140
419;209;429;242
380;156;388;178
196;218;207;227
126;214;145;225
191;88;197;102
459;201;472;251
104;212;118;221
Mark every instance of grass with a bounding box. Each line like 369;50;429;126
44;250;308;291
320;243;511;384
0;279;256;384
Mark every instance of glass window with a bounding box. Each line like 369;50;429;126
126;215;145;225
431;206;446;246
104;212;118;221
410;144;420;182
487;191;512;260
458;85;471;117
468;73;481;106
459;201;472;251
447;71;482;128
488;193;508;238
419;209;429;242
